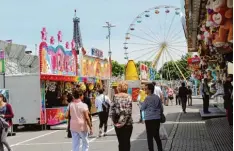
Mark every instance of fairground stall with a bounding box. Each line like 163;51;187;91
39;36;78;126
81;51;110;114
184;0;233;111
0;29;79;128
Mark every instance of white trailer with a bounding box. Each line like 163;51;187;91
0;74;41;125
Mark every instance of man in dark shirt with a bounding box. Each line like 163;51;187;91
179;82;189;113
223;74;233;126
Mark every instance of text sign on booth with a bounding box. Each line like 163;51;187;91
91;48;103;58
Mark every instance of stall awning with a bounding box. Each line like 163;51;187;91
184;0;204;52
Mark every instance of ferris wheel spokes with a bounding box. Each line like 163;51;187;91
165;14;176;42
128;33;159;44
128;46;159;54
133;47;160;61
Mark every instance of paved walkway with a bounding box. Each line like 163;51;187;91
6;98;232;151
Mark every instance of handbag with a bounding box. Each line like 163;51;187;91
160;102;166;123
102;95;110;113
0;117;9;129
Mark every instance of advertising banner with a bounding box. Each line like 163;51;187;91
0;89;9;102
187;56;200;71
82;55;110;79
39;42;77;76
149;68;156;81
0;50;5;73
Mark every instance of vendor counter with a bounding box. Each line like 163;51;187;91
46;106;67;126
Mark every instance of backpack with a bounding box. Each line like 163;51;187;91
102;95;110;113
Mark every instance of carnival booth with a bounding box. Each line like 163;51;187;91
184;0;233;111
0;29;80;127
81;53;110;114
39;39;78;126
125;60;155;101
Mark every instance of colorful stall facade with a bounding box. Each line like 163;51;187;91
39;31;78;125
82;55;110;79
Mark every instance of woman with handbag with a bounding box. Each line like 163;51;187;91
141;83;163;151
0;94;14;151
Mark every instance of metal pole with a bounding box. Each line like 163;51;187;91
3;73;5;88
103;22;115;97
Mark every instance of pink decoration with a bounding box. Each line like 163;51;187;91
71;40;75;49
57;31;62;43
50;36;55;45
41;27;47;41
65;42;70;49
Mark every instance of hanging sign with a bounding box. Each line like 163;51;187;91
0;50;5;73
91;48;103;58
140;63;149;80
187;56;200;71
82;55;110;79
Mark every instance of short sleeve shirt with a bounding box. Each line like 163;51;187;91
69;100;89;132
154;86;162;97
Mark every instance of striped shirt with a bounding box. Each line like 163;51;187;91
141;94;162;120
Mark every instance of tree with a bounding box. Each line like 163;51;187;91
112;61;124;77
159;53;191;80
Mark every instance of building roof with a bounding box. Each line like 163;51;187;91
0;40;39;75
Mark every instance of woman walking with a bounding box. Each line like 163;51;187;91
111;81;133;151
0;94;14;151
68;90;92;151
141;83;163;151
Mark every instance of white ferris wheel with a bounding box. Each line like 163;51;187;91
123;5;188;80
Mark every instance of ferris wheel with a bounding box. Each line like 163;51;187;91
124;5;188;80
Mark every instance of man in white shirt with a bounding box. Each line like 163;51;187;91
95;89;111;137
153;82;164;102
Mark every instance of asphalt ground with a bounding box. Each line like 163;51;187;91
8;101;188;151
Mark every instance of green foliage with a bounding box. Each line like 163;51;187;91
112;61;124;77
159;53;191;80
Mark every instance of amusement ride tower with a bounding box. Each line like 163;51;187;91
73;9;83;54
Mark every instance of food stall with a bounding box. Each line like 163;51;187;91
39;37;78;126
81;52;110;114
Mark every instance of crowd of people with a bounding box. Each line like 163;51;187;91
63;76;233;151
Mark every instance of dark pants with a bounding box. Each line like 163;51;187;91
140;110;143;122
187;95;192;105
115;125;133;151
176;95;180;105
98;111;109;132
181;97;187;112
67;119;71;138
0;128;11;151
227;107;233;126
203;95;210;113
145;119;162;151
89;114;92;126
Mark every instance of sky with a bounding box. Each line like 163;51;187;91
0;0;185;64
